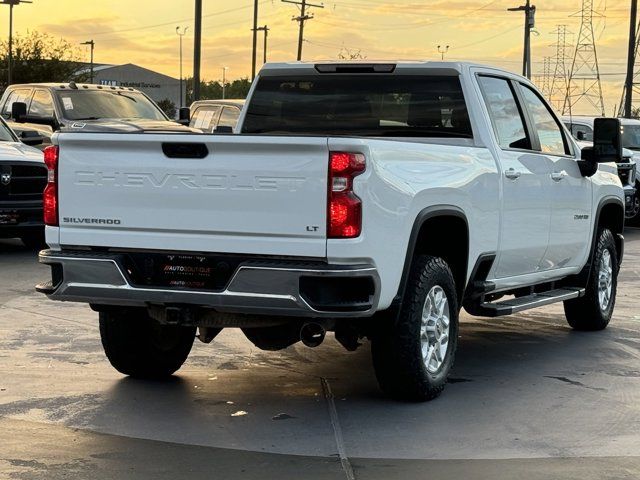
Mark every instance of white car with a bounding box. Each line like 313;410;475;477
0;117;46;248
37;62;625;401
563;115;639;224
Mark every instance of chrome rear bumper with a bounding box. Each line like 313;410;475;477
36;249;380;318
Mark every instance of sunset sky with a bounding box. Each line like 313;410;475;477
2;0;634;115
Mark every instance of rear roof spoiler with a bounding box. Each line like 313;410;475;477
314;63;396;74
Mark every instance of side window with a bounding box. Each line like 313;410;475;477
571;124;593;142
478;76;531;150
29;90;55;118
520;85;568;155
190;106;221;132
218;107;240;129
2;89;32;118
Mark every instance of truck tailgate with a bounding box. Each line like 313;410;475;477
56;133;328;257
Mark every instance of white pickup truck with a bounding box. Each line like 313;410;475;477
37;62;625;401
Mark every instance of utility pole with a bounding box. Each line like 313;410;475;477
282;0;324;61
256;25;269;64
251;0;259;80
176;27;188;109
508;0;536;79
222;67;228;99
193;0;202;101
80;40;95;83
437;45;449;61
624;0;638;118
1;0;32;86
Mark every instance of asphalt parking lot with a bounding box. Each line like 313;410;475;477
0;230;639;480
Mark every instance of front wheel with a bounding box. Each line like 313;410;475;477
626;186;640;225
564;228;618;331
371;255;459;401
99;309;196;378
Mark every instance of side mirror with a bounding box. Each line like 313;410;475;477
178;107;191;126
576;130;585;141
593;117;622;162
19;130;44;146
579;118;622;177
11;102;27;123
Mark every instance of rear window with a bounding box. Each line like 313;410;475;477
242;75;472;138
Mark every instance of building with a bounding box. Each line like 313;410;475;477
79;63;185;112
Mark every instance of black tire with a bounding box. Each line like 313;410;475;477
564;228;618;331
371;255;459;401
626;185;640;226
99;309;196;378
20;230;46;250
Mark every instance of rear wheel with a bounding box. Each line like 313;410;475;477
99;309;196;378
564;228;618;331
371;255;459;401
20;230;46;250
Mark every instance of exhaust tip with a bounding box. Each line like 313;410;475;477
300;323;326;348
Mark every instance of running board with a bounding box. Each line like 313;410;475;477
473;287;585;317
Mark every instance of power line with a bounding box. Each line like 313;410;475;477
90;2;272;37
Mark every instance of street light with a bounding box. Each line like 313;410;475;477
437;45;449;61
222;67;228;99
176;26;188;108
80;40;95;83
1;0;32;86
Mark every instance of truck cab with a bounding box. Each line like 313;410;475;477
0;83;194;148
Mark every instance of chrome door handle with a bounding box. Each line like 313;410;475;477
551;170;568;182
504;168;522;180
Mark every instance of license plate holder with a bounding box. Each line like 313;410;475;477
158;254;217;289
0;210;19;225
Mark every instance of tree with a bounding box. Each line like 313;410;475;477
338;47;366;60
185;77;252;105
0;31;87;92
157;98;177;119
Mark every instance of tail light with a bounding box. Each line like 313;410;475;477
328;152;365;238
43;145;59;226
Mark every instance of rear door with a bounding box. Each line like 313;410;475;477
57;134;329;258
477;75;553;279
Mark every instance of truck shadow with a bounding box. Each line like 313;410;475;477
69;313;636;450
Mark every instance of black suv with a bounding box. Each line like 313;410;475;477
0;116;47;249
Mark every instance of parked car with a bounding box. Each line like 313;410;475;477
0;116;46;249
563;116;639;224
188;99;244;132
38;62;625;401
0;82;195;144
